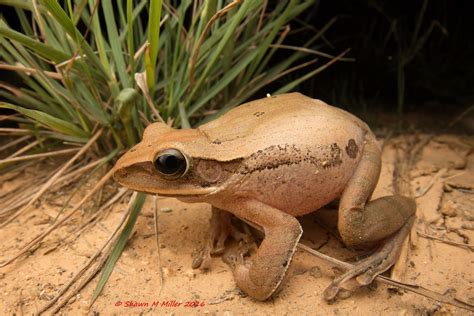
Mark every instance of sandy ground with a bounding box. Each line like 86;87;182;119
0;133;473;315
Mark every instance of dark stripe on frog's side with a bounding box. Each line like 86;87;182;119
232;143;346;175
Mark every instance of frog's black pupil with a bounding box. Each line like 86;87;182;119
155;153;184;175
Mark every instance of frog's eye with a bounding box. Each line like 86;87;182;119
153;149;189;179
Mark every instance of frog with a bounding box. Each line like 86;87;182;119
112;92;416;301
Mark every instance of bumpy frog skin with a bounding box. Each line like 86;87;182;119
113;93;416;301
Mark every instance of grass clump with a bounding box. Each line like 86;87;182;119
0;0;337;148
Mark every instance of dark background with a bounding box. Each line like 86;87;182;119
1;0;473;124
282;0;474;116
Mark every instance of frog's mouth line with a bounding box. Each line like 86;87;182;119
113;164;219;197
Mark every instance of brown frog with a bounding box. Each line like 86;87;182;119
113;93;416;301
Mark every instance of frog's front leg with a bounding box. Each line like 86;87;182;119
216;198;303;301
192;207;251;270
324;136;416;300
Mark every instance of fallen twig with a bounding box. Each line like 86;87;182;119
415;168;447;198
417;231;474;251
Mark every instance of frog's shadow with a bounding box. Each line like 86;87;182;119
298;205;375;260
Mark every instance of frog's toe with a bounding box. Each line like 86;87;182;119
323;249;394;300
322;268;359;301
356;265;386;286
222;241;253;269
323;284;341;301
222;248;243;269
323;216;414;301
192;247;213;270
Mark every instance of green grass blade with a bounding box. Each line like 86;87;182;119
189;0;254;100
0;23;69;63
146;0;163;91
71;0;89;25
102;0;130;88
0;102;88;139
188;47;260;116
42;0;108;77
14;8;34;36
0;0;46;12
126;0;135;77
91;193;147;305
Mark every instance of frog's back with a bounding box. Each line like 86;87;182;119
197;93;371;162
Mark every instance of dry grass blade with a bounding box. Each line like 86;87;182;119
50;232;118;314
0;167;114;268
0;129;103;228
0;169;25;191
38;189;130;314
0;114;20;122
268;44;356;61
135;72;164;123
5;139;41;159
63;188;129;244
0;173;48;208
0;148;79;164
0;128;32;134
0;157;108;217
0;187;40;217
0;63;63;79
0;135;31;153
445;105;473;130
415;168;447;198
275;48;352;94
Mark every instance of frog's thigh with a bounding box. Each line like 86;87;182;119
338;137;416;247
222;198;302;301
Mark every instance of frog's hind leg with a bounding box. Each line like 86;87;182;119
324;136;416;300
192;207;251;270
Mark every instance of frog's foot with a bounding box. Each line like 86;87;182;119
192;207;251;270
323;216;414;301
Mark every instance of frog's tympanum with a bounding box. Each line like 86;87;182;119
113;93;416;301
